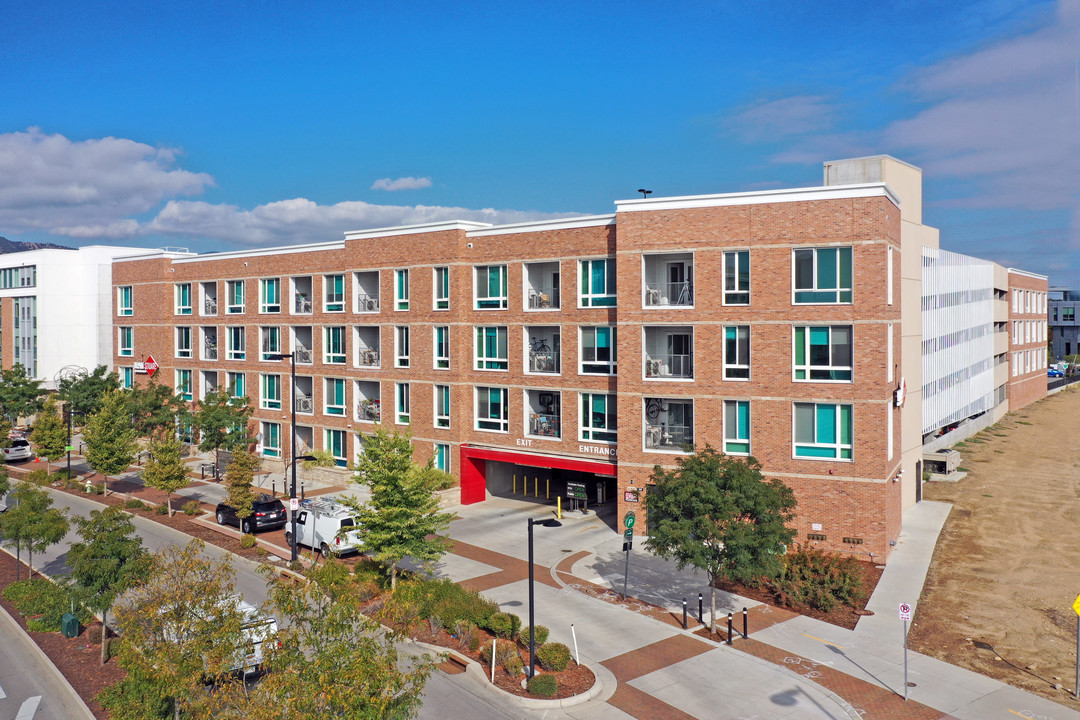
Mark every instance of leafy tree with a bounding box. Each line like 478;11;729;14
0;364;44;424
222;450;261;529
645;445;797;633
68;506;152;664
30;396;68;472
127;379;188;440
349;427;454;590
0;461;9;501
193;389;254;473
0;484;69;580
0;418;12;449
141;433;191;517
84;390;139;491
57;365;120;416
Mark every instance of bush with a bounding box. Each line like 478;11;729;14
504;653;524;676
240;534;257;549
182;500;201;516
536;642;571;672
527;673;558;697
486;611;522;639
2;578;92;629
452;619;479;652
427;615;443;635
519;625;549;647
767;545;868;613
85;482;103;495
26;468;50;485
154;504;169;515
479;639;518;666
387;578;497;630
27;617;56;632
124;498;145;510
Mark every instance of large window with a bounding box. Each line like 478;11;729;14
324;274;345;312
176;369;193;402
475;326;508;370
475;265;508;309
793;247;853;304
580;258;616;307
395;269;410;310
261;326;281;361
434;326;450;369
476;387;509;432
261;421;281;458
175;283;192;315
325;326;346;364
396;383;410;424
325;429;347;467
435;385;450;428
261;374;282;410
581;326;617;375
395;326;410;368
723;326;750;380
226;280;245;314
176;326;193;359
724;250;750;305
121;366;133;389
723;400;750;455
227;372;246;399
227;326;246;361
260;278;281;313
434;267;450;310
793;403;852;460
118;286;133;316
434;443;450;472
118;327;133;357
581;392;617;442
325;378;346;416
794;326;853;381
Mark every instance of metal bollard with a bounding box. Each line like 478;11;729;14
271;479;276;497
699;593;704;624
727;613;733;645
743;607;748;640
682;598;687;629
301;481;305;500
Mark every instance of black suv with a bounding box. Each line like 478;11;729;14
215;494;287;533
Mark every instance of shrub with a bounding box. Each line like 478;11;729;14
479;639;518;666
504;653;524;676
26;468;50;485
27;617;56;632
61;475;81;491
182;500;201;516
155;504;169;515
427;615;443;635
452;619;478;652
240;534;257;549
2;578;92;629
386;577;497;630
536;642;571;672
519;625;549;647
487;611;521;639
767;545;868;613
125;498;145;510
85;482;103;495
287;560;304;573
527;673;558;697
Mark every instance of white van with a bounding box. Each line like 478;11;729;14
286;497;363;557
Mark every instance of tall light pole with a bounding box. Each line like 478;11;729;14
528;516;561;678
267;351;299;561
65;406;86;480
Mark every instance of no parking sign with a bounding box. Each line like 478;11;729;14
899;602;912;621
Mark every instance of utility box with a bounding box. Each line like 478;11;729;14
61;612;80;638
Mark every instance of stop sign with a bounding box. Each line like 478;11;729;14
143;355;159;378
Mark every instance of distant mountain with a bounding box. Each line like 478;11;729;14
0;236;74;253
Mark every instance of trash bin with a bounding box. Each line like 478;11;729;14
61;612;80;638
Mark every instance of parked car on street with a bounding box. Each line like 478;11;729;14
215;494;287;533
1049;368;1064;377
285;497;363;557
2;438;33;462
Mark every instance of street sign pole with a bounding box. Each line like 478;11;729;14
1072;593;1080;699
899;602;912;701
622;512;636;600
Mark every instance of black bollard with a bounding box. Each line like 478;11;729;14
682;598;687;629
301;481;305;500
698;593;704;624
727;613;733;645
271;479;276;498
743;607;748;640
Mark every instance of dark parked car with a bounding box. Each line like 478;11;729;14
215;494;287;533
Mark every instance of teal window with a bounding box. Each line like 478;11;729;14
723;400;750;455
325;378;346;416
793;403;853;460
325;326;346;364
581;392;617;442
434;267;450;310
793;247;853;304
228;372;246;399
176;369;193;402
434;443;450;472
325;429;347;467
176;326;192;359
581;326;616;375
261;374;281;410
435;385;450;428
794;326;853;381
434;326;450;369
261;326;281;360
175;283;192;315
475;326;508;370
395;269;410;310
262;421;281;458
724;251;750;305
118;327;133;357
396;383;410;424
227;326;246;361
260;278;281;313
227;280;245;314
475;265;508;309
325;274;345;312
118;286;133;316
476;386;508;432
580;259;616;307
395;326;410;368
723;326;749;380
121;366;133;389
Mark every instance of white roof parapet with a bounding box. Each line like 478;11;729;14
615;182;900;212
1007;267;1049;281
344;220;493;240
169;240;346;263
467;214;615;237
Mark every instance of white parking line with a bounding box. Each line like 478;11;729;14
15;696;41;720
0;681;5;699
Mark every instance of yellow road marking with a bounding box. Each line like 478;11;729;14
801;633;846;649
1007;710;1035;719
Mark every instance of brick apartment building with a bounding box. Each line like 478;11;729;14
111;156;1046;562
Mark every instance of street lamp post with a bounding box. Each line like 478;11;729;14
528;516;562;678
65;407;86;480
267;351;300;561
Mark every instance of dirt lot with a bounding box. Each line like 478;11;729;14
910;387;1080;708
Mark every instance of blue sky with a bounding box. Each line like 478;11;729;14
1;0;1078;285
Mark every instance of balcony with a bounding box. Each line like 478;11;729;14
357;294;380;312
291;276;313;315
294;295;313;314
643;253;693;307
201;281;218;316
526;326;560;373
644;398;693;450
355;270;380;312
525;262;560;310
355;326;380;368
204;296;218;315
355;380;381;422
202;328;218;361
292;326;313;365
294;376;313;414
644;327;693;379
526;389;560;438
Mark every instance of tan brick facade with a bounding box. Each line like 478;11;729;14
1007;270;1049;410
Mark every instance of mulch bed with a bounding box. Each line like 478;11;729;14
0;551;121;720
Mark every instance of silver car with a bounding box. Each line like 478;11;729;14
2;439;32;462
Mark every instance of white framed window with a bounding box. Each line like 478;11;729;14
475;265;508;309
435;384;450;428
176;326;193;359
227;372;246;400
793;326;852;382
261;373;282;410
580;326;616;375
887;406;894;460
434;267;450;310
793;402;852;460
118;286;133;316
887;324;894;383
175;283;193;315
793;247;853;304
121;366;134;389
579;258;616;307
261;421;281;458
643;398;693;451
118;327;133;357
395;326;410;368
476;386;509;432
260;278;281;313
324;274;345;312
434;443;450;472
434;326;450;369
887;246;894;306
227;326;246;361
723;251;750;305
176;369;193;402
325;378;346;417
723;326;750;380
261;326;281;361
723;400;750;455
580;392;617;442
475;326;508;370
395;269;410;310
325;429;347;467
325;326;346;364
396;382;410;424
226;280;245;314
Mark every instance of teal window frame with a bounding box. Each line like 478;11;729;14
580;259;616;307
395;326;410;368
475;265;508;309
228;372;246;399
227;326;246;361
118;286;133;316
580;392;617;442
435;384;450;428
793;326;853;381
260;278;281;313
723;400;750;455
262;421;281;458
434;267;450;310
325;326;346;364
325;378;346;416
118;326;133;357
723;326;749;380
581;326;616;375
434;326;450;369
325;429;347;467
176;326;193;359
121;366;133;389
396;382;410;424
176;369;193;402
475;326;508;370
723;251;750;305
476;386;509;432
793;402;853;460
261;373;282;410
226;280;245;314
325;274;345;312
793;247;853;304
261;326;281;361
434;443;450;472
175;283;192;315
395;269;410;310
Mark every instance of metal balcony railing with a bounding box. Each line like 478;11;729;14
645;352;693;378
644;281;693;307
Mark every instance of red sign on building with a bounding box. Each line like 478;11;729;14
143;355;159;378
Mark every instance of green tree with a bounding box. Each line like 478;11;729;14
222;450;261;530
0;364;44;425
350;427;454;590
84;390;139;491
141;433;191;517
57;365;120;416
193;389;254;472
0;484;69;580
645;445;797;633
68;506;152;664
30;396;68;472
127;379;188;440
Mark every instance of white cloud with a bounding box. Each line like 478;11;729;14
371;176;433;191
723;95;840;143
0;127;213;234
